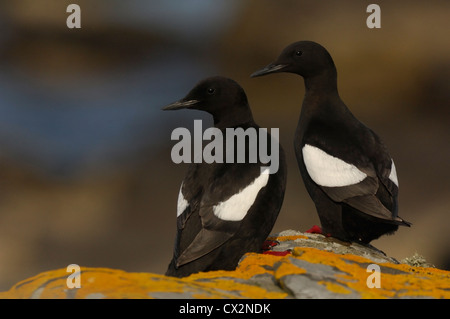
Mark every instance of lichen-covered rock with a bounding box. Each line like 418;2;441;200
401;252;436;268
267;229;400;264
0;260;288;299
1;231;449;299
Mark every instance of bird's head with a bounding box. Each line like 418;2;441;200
163;76;249;112
251;41;336;79
162;76;252;126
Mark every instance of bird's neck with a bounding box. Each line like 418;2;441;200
301;68;344;117
304;68;339;98
297;68;349;135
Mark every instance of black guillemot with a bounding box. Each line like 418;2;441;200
252;41;410;244
163;76;287;276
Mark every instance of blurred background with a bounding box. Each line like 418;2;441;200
0;0;449;291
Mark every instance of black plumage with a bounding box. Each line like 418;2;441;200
162;76;287;277
252;41;410;244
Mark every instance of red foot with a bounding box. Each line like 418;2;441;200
263;250;291;256
262;239;279;251
262;240;290;256
306;225;332;237
305;225;323;234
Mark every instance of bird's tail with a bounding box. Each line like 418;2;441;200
396;216;412;227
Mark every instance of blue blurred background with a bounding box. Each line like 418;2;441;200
0;0;449;290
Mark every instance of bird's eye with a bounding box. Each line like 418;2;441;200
207;88;215;95
295;50;303;56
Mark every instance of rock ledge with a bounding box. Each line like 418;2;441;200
1;230;449;299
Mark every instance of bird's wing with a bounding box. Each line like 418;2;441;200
175;164;203;230
175;163;268;267
301;142;402;222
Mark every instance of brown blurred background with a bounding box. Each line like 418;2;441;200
0;0;449;291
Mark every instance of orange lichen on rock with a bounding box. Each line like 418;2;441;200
273;258;307;279
188;252;280;281
1;232;449;299
379;265;450;299
0;255;289;299
291;247;450;299
267;234;308;242
318;281;353;295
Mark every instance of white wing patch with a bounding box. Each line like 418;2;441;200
302;144;367;187
177;183;189;217
389;159;399;187
213;168;270;221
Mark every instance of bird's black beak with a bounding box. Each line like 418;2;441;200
250;63;288;78
162;99;199;111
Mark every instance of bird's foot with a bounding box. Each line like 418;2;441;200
305;225;332;237
262;239;279;251
305;225;323;234
261;239;291;256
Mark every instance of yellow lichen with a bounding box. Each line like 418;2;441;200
319;281;352;295
291;247;450;299
267;235;308;242
192;253;280;281
274;258;307;279
189;279;287;299
1;241;448;299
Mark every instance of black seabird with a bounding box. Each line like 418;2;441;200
163;76;287;277
251;41;410;244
